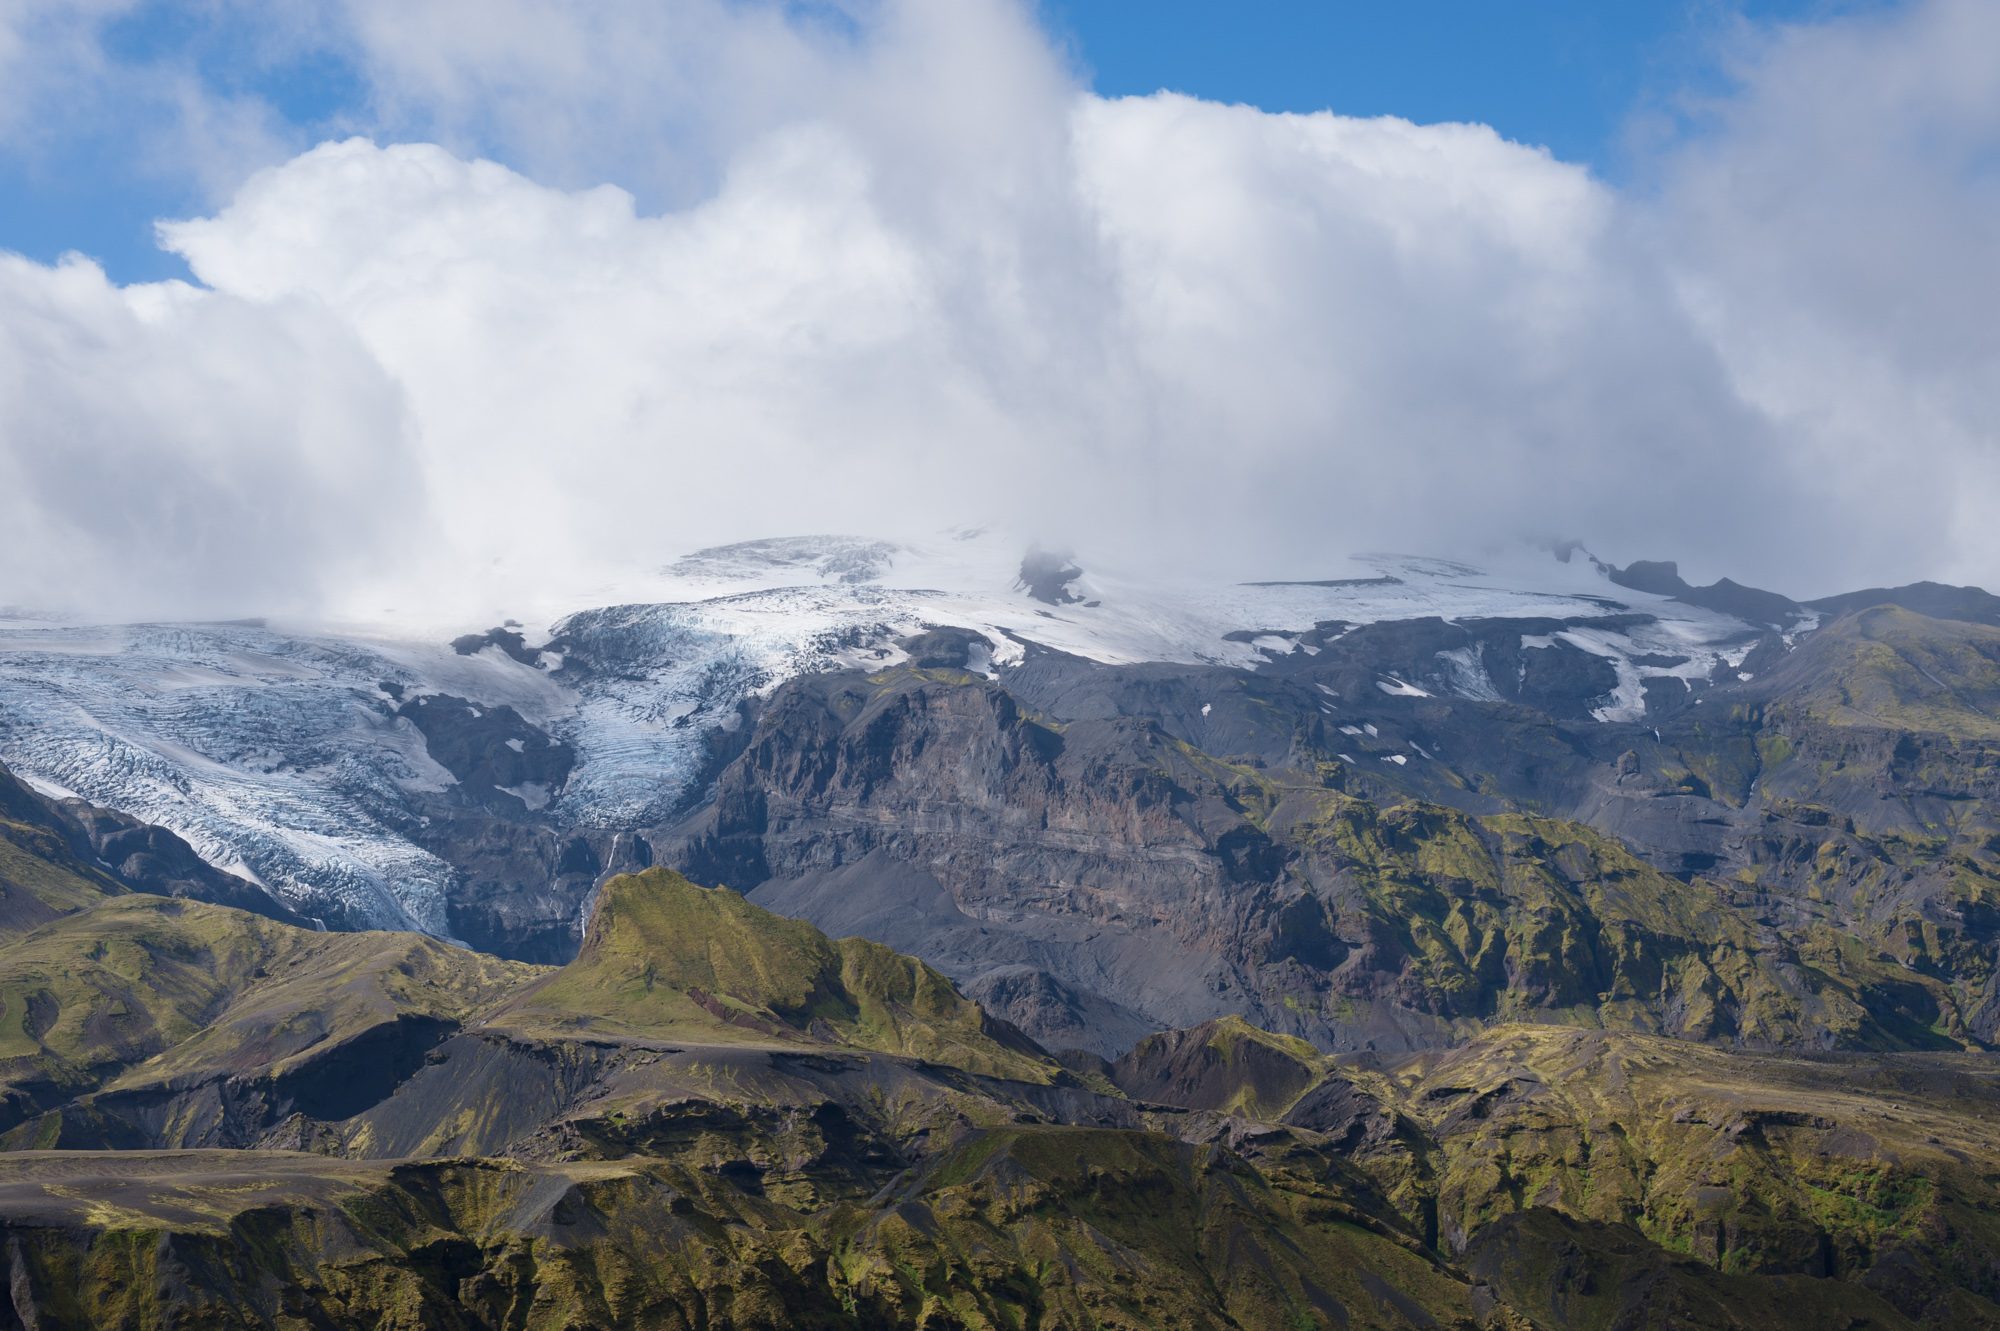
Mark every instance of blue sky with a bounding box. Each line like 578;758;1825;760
2;0;1883;284
1043;1;1882;167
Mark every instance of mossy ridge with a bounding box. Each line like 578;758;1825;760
1375;1024;2000;1315
1776;820;2000;1026
0;1133;1491;1331
1264;781;1954;1051
1463;1208;1926;1331
490;868;1056;1083
0;893;537;1141
1769;607;2000;740
0;815;122;926
1116;1015;2000;1326
0;774;134;957
0;859;1062;1165
826;1123;1481;1331
0;805;1492;1328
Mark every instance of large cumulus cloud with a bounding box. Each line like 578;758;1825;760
1655;0;2000;593
0;252;413;619
1;0;1996;620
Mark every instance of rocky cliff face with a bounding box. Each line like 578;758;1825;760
665;649;1977;1060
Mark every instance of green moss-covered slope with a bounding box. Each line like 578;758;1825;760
1100;1015;2000;1328
0;894;535;1135
492;867;1055;1082
1762;606;2000;739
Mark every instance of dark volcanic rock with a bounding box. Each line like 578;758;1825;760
394;693;574;811
1109;1018;1321;1117
1016;546;1084;605
896;625;994;670
962;965;1161;1058
663;659;1949;1058
1808;580;2000;627
449;625;545;666
1611;559;1801;628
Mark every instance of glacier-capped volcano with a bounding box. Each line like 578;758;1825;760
0;530;1777;943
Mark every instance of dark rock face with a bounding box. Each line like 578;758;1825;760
1108;1019;1322;1117
394;693;575;810
671;671;1268;1044
895;625;993;670
962;965;1161;1058
661;643;1975;1058
1016;546;1085;604
1201;612;1661;723
1610;559;1802;627
321;691;601;959
448;624;545;666
436;819;596;963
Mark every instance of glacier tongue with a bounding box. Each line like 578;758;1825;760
0;621;470;932
0;532;1767;934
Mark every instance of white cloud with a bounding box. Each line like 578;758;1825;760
1;0;1996;619
162;133;978;612
1655;0;2000;593
323;0;848;204
0;0;294;200
0;253;414;620
1065;96;1791;578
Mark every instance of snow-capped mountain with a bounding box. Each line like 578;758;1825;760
0;530;1786;941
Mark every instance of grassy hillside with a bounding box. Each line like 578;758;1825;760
0;894;534;1137
491;867;1056;1082
0;769;125;934
1759;606;2000;739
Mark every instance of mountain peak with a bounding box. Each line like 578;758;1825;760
1607;558;1801;628
493;868;1055;1080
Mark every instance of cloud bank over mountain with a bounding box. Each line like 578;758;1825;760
1;0;1995;621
